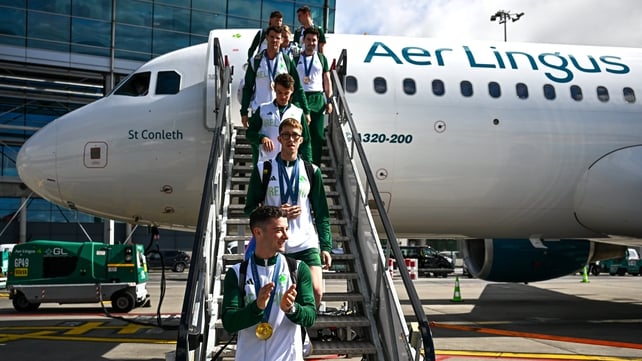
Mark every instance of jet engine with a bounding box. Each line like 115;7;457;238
461;238;626;282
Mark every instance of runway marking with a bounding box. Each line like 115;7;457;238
430;322;642;350
0;330;57;342
0;331;175;344
118;322;152;335
0;321;170;344
436;350;642;360
64;321;104;335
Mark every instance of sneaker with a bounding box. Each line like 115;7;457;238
302;330;312;357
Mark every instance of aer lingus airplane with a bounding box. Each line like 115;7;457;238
16;29;642;282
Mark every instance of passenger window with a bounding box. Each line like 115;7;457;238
156;70;181;95
596;86;609;102
113;72;151;96
488;82;501;98
623;87;636;103
374;77;387;94
460;80;473;97
570;85;583;101
516;83;528;99
432;79;445;96
345;75;358;93
403;78;416;95
543;84;556;100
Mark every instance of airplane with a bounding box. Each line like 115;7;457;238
16;29;642;282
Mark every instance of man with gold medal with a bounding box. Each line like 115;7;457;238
222;206;316;360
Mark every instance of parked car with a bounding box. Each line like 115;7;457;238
146;250;191;272
439;250;464;267
385;246;453;277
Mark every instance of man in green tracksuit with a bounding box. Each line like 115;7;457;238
294;27;333;165
245;73;312;165
244;118;332;308
222;206;316;361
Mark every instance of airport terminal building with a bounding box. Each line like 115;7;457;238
0;0;336;246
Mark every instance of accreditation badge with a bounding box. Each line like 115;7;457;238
255;322;273;340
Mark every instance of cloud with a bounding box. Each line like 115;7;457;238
335;0;642;47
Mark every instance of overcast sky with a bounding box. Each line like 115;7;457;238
334;0;642;48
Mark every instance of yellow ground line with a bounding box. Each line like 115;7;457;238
64;321;104;335
0;331;57;343
0;324;154;331
437;350;642;361
0;332;175;344
431;322;642;350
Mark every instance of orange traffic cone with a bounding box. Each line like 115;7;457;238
451;276;463;302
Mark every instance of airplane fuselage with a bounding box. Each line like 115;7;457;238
17;30;642;239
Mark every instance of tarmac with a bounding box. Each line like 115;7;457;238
1;270;642;360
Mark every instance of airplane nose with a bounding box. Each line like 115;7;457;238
17;121;62;204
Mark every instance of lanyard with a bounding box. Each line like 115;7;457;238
278;103;291;119
302;52;315;78
265;52;280;83
251;255;282;322
277;157;299;205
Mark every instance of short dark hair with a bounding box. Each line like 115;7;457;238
249;206;287;231
270;10;283;19
266;25;284;36
303;26;320;39
274;73;294;90
297;5;311;14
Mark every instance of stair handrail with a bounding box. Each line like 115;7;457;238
328;49;436;361
175;35;231;361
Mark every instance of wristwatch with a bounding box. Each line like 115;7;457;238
286;303;297;314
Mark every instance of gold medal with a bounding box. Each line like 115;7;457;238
255;322;273;340
303;76;310;84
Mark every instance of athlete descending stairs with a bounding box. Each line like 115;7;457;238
216;126;380;358
174;35;435;361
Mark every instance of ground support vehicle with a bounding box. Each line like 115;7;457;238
607;248;642;276
7;240;150;312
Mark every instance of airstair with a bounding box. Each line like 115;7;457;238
173;33;436;361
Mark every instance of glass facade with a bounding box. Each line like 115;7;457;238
0;0;335;62
0;0;336;227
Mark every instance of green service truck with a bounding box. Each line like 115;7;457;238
7;240;150;312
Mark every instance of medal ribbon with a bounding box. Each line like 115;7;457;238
277;157;300;205
251;255;282;323
302;53;314;79
265;52;280;83
278;103;291;119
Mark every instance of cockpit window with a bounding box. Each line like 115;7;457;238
156;71;181;95
113;72;151;96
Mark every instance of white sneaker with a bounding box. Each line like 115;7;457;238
302;331;312;357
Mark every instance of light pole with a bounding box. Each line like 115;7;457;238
490;10;524;42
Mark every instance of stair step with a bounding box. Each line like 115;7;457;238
321;291;363;302
322;272;359;280
313;315;371;328
310;340;377;355
226;218;346;226
228;189;340;197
